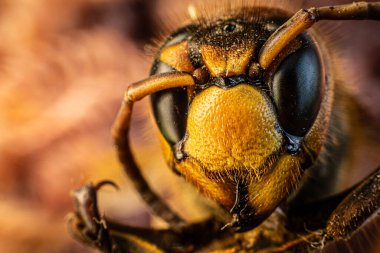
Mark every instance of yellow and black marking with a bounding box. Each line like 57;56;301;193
150;7;332;231
160;41;194;73
69;1;380;253
199;44;254;77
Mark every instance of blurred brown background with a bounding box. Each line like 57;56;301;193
0;0;379;253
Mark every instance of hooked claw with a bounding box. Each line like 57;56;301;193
95;180;120;191
69;181;120;253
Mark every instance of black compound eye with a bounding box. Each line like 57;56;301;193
272;36;324;137
151;87;188;145
150;27;194;145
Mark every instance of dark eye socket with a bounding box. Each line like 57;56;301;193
272;35;324;137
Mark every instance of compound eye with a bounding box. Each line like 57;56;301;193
272;39;324;137
151;87;188;145
149;27;196;146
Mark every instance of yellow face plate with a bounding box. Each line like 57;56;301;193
184;85;281;174
156;67;332;214
199;44;254;77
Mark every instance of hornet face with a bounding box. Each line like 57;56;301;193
151;8;331;231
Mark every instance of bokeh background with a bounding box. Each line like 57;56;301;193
0;0;379;253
